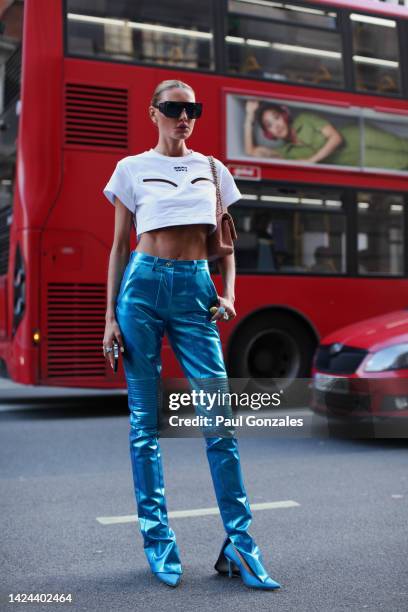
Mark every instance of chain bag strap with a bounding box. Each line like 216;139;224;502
207;156;237;262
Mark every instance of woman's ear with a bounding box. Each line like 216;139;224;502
149;106;158;126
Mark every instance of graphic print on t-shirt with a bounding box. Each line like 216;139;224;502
102;149;242;240
141;177;215;188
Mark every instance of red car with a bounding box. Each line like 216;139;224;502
311;310;408;420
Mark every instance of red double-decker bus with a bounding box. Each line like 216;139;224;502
0;0;408;392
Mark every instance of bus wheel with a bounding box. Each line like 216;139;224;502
227;312;317;400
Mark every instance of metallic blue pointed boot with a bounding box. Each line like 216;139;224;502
128;377;183;586
224;542;280;590
205;435;281;589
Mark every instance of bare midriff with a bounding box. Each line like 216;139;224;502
135;224;210;260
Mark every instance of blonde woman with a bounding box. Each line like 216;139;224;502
102;79;281;591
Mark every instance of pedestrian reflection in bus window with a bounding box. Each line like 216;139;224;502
309;246;337;274
358;249;378;275
355;65;399;95
376;74;399;95
274;250;294;273
284;62;334;87
233;214;258;269
244;100;408;170
311;63;334;86
240;53;264;77
253;212;275;271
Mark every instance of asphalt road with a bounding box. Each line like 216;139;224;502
1;395;407;612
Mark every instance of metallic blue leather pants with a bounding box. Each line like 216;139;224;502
115;251;264;579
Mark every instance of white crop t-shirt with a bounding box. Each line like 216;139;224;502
102;149;242;241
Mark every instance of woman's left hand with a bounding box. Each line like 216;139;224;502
210;296;236;322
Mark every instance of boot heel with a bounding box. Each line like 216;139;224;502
214;536;240;576
227;558;233;578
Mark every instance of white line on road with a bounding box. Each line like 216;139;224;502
96;500;300;525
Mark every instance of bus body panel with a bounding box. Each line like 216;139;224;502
17;0;63;230
39;227;114;386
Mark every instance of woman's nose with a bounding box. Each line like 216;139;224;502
179;108;188;121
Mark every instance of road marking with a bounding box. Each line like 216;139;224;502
96;500;300;525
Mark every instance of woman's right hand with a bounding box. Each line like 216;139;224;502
245;100;259;120
103;317;125;370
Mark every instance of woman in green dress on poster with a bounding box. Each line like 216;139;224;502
244;100;408;170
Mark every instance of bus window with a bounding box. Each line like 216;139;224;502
351;13;401;95
0;1;22;115
225;0;343;88
0;171;13;273
66;0;215;70
0;2;21;277
357;192;404;276
231;189;346;275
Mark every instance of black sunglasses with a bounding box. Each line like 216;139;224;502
154;101;203;119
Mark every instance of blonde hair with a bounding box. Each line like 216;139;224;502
150;80;195;106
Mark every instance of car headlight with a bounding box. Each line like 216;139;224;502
364;343;408;372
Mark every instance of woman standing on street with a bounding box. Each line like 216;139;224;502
102;79;281;591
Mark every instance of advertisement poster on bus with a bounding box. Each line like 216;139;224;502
226;93;408;173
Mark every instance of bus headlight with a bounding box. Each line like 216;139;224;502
364;344;408;372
